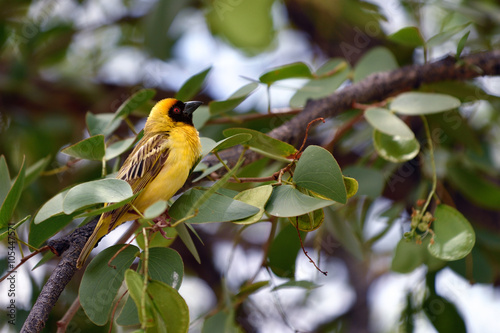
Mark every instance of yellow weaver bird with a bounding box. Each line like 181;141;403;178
76;98;203;269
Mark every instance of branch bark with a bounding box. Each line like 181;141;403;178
204;51;500;170
21;218;98;333
22;50;500;332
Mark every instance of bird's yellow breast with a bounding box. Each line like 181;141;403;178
134;124;201;211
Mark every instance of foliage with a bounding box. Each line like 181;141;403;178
1;1;500;332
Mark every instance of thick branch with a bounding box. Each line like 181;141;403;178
21;218;98;333
205;51;500;169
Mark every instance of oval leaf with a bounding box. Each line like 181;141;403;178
113;88;156;120
365;107;414;139
259;62;312;84
265;185;335;217
104;137;136;161
223;128;297;162
212;133;252;153
209;83;259;115
61;135;105;161
62;179;133;214
391;92;461;115
175;67;211;101
388;26;425;47
233;185;273;225
79;245;138;325
428;204;475;261
0;158;25;228
294;145;347;204
288;208;324;232
353;47;398;82
147;280;190;333
373;130;420;163
169;188;260;224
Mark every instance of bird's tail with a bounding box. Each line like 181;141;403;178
76;216;109;269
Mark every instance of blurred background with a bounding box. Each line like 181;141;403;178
1;0;500;332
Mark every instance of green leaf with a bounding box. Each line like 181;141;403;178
135;223;177;250
271;280;320;291
353;47;398;82
223;128;297;162
388;26;425;47
342;166;385;198
209;83;259;115
456;31;470;59
288;208;324;232
200;137;218;158
428;204;475;261
364;108;414;139
294;145;347;203
118;248;184;326
427;22;471;47
75;193;140;219
392;239;425;273
235;281;269;299
373;130;420;163
193;162;224;183
113;89;156;121
206;0;275;55
79;244;138;325
212;133;253;153
446;164;500;210
124;269;155;327
62;179;133;214
143;200;168;220
61;135;105;161
24;156;51;189
233;185;273;225
147;280;190;333
391;92;461;115
175;67;212;101
343;176;359;199
265;185;335;217
259;62;313;84
0;158;25;228
104;137;135;161
0;156;11;206
169;189;259;224
29;213;78;248
193;106;211;129
86;112;121;137
290;59;350;108
423;294;466;333
176;223;200;264
144;0;180;59
268;223;305;278
203;311;242;333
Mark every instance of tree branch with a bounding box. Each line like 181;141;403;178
203;51;500;170
21;218;98;333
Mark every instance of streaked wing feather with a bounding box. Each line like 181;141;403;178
104;134;170;231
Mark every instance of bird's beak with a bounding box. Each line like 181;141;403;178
184;101;203;115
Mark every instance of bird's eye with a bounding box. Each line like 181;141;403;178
173;107;181;114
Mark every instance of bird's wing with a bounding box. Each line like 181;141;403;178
104;133;170;231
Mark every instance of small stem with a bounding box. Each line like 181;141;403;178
267;84;271;114
421;115;437;215
56;296;81;333
249;219;277;283
124;117;137;135
140;227;149;330
214;152;240;182
295;217;327;276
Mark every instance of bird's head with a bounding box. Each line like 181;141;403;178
145;98;202;132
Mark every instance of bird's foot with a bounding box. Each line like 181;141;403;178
152;213;171;239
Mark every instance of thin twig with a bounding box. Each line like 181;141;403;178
56;296;81;333
295;217;327;276
0;246;49;283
